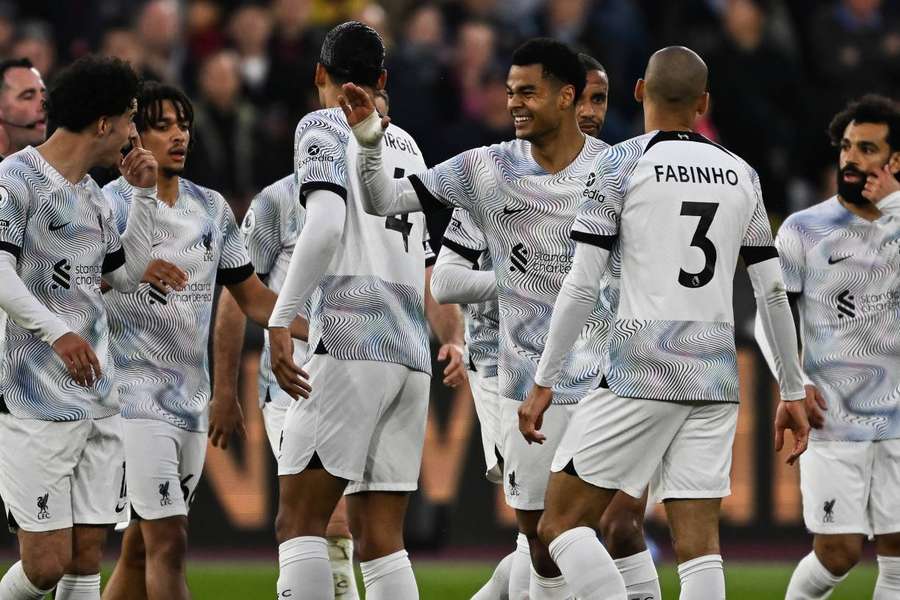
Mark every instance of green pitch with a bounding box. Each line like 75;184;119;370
9;560;878;598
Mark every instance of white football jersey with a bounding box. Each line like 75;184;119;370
411;136;614;404
104;177;252;432
240;174;308;406
573;130;776;402
295;108;433;374
778;197;900;441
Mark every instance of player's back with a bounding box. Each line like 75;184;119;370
576;131;769;402
296;108;432;374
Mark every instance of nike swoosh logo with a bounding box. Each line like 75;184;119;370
502;206;527;215
828;255;852;265
49;222;69;232
115;502;127;513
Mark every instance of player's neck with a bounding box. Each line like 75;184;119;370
321;84;375;110
643;105;695;134
529;119;586;175
838;195;881;221
35;130;98;184
157;173;179;206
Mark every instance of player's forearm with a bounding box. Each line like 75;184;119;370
748;258;806;401
753;311;812;388
425;267;465;346
534;243;609;387
109;185;158;291
229;274;276;329
357;144;425;216
269;190;345;328
213;288;247;396
0;252;70;345
431;247;497;304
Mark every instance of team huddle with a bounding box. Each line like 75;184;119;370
0;16;898;600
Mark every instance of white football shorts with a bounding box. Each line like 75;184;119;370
470;369;501;484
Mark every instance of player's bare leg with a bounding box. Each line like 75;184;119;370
55;524;108;599
102;524;148;600
875;533;900;598
600;490;660;599
326;497;360;598
276;467;348;599
346;491;417;600
138;516;190;600
785;533;863;599
0;528;71;598
536;470;625;599
665;498;724;600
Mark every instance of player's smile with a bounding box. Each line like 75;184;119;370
512;113;533;129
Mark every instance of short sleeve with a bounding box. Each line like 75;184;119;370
294;112;349;206
570;154;625;250
217;197;253;285
0;173;30;260
442;207;486;266
408;149;480;213
738;167;779;266
775;218;806;294
242;191;282;277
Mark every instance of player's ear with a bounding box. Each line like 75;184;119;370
377;69;387;91
634;78;645;103
314;63;327;88
96;115;109;138
888;149;900;176
696;91;710;118
559;84;575;110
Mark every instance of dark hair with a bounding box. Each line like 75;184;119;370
828;94;900;152
578;53;605;74
46;55;138;132
511;38;586;100
319;21;385;87
135;81;194;137
0;57;34;86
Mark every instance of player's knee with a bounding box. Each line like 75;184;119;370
536;516;564;550
354;529;403;563
876;534;900;557
600;509;646;558
23;551;69;590
325;511;352;539
147;529;188;570
275;507;328;544
817;539;862;576
671;534;719;564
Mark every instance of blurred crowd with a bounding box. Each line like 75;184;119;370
4;0;900;219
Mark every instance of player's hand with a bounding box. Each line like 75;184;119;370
120;126;158;188
774;400;810;466
269;326;311;400
52;332;102;387
519;385;553;444
338;83;389;148
437;343;466;388
208;390;246;450
863;164;900;204
804;384;827;430
141;259;188;294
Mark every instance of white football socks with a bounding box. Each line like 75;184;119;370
875;555;900;600
327;536;360;599
360;549;418;600
785;551;845;600
677;554;725;600
55;573;101;600
277;536;334;600
614;549;661;600
0;561;53;600
528;566;572;599
548;526;626;600
471;549;514;600
508;533;531;600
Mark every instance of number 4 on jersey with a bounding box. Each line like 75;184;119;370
385;167;412;252
679;201;719;289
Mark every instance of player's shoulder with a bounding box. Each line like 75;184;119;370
782;196;846;234
597;131;656;174
0;147;42;182
585;136;611;157
102;175;133;202
296;107;351;141
254;174;295;208
181;177;232;217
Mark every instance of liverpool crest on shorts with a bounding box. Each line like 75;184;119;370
159;481;173;506
36;493;50;520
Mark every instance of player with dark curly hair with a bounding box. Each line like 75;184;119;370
0;55;168;600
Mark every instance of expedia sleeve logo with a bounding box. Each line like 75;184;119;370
582;172;604;201
301;142;336;164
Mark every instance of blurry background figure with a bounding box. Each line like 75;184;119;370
229;4;274;106
136;0;184;83
11;20;56;82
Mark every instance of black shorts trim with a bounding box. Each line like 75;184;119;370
740;245;779;266
298;182;348;206
217;263;254;285
0;241;21;260
408;175;446;214
441;238;482;266
101;247;126;274
570;230;617;250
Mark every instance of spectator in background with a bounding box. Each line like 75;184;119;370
447;20;497;121
267;0;318;113
707;0;804;217
186;0;227;69
228;3;274;105
100;23;155;81
137;0;184;83
438;65;514;161
12;21;57;82
185;50;261;215
0;2;17;58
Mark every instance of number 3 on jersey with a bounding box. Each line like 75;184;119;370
678;201;719;289
385;167;412;252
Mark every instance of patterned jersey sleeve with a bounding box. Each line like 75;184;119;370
774;216;806;293
294;111;349;206
103;180;130;235
242;191;282;278
216;194;253;285
408;149;480;213
442;207;487;266
0;168;31;260
738;166;779;266
570;145;632;250
97;182;126;274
